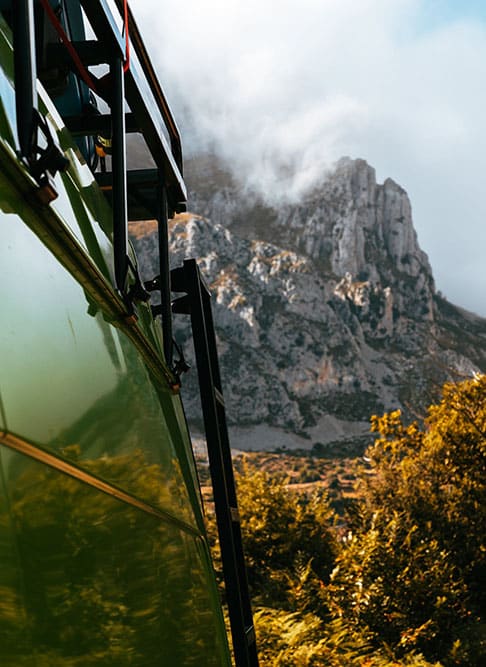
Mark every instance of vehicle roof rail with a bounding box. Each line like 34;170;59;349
59;0;187;214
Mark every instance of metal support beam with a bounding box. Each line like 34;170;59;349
12;0;37;159
111;56;128;295
157;178;173;366
172;259;259;667
64;112;139;137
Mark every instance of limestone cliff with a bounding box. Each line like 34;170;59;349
130;157;486;452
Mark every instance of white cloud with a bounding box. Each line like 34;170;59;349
135;0;486;315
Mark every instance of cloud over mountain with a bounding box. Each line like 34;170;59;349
135;0;486;315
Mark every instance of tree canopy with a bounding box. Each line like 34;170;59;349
222;376;486;666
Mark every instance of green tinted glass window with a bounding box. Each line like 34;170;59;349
0;207;196;529
0;446;229;666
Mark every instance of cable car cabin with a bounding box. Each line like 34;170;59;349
0;1;257;665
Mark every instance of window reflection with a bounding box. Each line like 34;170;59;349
0;447;228;666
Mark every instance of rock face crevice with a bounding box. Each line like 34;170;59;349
130;157;486;451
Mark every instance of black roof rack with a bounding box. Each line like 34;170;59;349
11;0;186;342
72;0;186;214
11;0;186;214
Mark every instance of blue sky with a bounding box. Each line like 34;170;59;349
137;0;486;316
417;0;486;29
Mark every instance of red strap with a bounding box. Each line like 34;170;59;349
39;0;99;94
122;0;130;73
40;0;131;90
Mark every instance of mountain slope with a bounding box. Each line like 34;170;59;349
130;157;486;452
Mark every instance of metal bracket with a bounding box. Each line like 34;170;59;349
29;110;70;203
172;338;190;377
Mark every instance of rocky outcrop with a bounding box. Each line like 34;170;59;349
130;157;486;452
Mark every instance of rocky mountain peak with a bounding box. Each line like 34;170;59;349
131;155;486;452
187;156;428;272
186;155;435;326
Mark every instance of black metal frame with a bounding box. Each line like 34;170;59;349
156;181;173;366
10;0;185;362
12;0;36;160
110;55;128;294
77;0;186;211
12;0;69;203
172;259;259;667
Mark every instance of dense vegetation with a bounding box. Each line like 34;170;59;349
205;376;486;665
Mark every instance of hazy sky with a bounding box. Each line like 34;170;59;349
135;0;486;316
